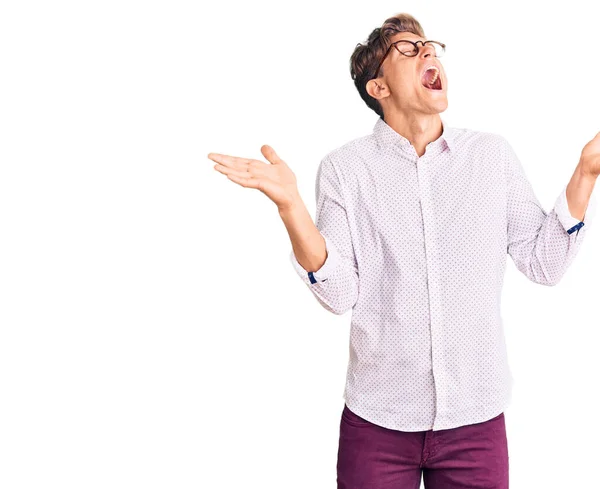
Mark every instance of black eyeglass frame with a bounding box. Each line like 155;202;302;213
372;40;446;79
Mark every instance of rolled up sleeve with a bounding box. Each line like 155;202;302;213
553;182;597;235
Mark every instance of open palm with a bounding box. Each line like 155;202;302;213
207;144;300;211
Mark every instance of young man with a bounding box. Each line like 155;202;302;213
208;12;600;489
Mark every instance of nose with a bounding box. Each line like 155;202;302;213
417;41;436;58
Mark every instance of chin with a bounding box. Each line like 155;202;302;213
429;100;449;113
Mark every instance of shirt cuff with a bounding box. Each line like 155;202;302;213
554;183;597;234
289;234;340;284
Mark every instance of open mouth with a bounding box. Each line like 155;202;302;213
421;66;442;90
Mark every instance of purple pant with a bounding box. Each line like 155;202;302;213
337;404;508;489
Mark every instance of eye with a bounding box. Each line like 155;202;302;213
397;41;417;55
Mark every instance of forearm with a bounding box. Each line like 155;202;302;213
566;162;598;221
283;156;360;314
279;196;327;273
504;135;595;286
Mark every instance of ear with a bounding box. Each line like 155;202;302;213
366;78;388;101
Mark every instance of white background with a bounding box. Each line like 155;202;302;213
1;1;599;488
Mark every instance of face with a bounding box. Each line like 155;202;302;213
366;32;448;116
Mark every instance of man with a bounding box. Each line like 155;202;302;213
208;12;600;489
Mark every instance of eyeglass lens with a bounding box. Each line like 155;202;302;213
397;41;444;57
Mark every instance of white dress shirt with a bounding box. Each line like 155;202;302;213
289;116;597;431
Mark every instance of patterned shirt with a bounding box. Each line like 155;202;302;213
289;116;597;431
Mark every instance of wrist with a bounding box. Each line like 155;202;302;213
278;195;304;216
577;157;600;182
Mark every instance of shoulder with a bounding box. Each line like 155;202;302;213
323;134;377;166
313;133;377;194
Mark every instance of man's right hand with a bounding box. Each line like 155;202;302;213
207;144;302;212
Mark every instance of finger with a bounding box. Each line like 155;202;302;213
260;145;285;165
213;163;255;179
207;152;255;171
214;161;268;179
225;173;261;189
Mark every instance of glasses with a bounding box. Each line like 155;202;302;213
373;40;445;79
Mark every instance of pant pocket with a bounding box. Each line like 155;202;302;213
341;404;374;427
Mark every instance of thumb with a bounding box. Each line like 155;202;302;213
261;144;285;165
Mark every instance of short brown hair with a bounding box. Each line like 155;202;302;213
349;13;425;119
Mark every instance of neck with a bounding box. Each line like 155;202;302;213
383;113;443;158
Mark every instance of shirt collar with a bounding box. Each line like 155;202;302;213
373;116;457;153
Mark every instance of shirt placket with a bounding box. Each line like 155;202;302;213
415;149;447;430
